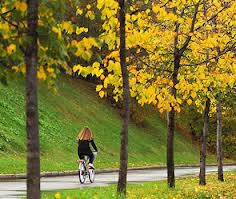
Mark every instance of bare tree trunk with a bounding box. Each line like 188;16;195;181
117;0;130;196
167;57;180;188
199;98;210;185
25;1;40;198
167;109;175;188
216;93;224;181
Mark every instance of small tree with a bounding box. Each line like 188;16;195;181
117;0;130;195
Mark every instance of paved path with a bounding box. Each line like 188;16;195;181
0;165;235;199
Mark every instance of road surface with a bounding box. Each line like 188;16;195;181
0;165;235;199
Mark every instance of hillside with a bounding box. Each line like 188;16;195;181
0;75;212;174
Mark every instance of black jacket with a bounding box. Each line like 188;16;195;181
78;139;98;155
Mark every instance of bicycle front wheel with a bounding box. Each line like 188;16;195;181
89;168;95;183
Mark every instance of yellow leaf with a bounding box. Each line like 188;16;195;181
37;66;47;81
152;5;160;13
187;99;193;105
92;62;100;68
87;4;91;9
104;77;109;88
99;90;105;98
7;44;16;55
176;106;181;113
114;95;119;102
86;11;95;20
12;66;19;72
100;74;105;80
191;91;197;99
176;98;182;104
96;85;103;92
52;26;62;39
76;27;88;35
61;21;74;34
47;67;54;73
169;81;174;87
76;8;83;15
73;64;82;73
14;2;27;12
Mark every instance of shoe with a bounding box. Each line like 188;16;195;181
89;163;95;169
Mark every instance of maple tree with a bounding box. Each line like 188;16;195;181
0;1;75;198
69;0;236;189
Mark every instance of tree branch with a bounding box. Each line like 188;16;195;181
179;2;200;56
130;51;172;73
130;0;171;15
0;8;16;16
181;41;236;67
0;14;19;29
195;3;230;32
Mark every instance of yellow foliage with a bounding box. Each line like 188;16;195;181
47;67;54;73
76;8;83;15
6;44;16;55
99;90;105;98
100;74;105;80
96;85;103;92
52;26;62;39
61;21;74;34
37;66;47;81
86;11;95;20
86;4;92;10
187;99;193;105
76;27;88;35
191;91;197;99
73;64;82;73
14;1;27;12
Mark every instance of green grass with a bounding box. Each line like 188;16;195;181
0;74;215;174
42;171;236;199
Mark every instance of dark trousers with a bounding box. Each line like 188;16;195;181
78;153;94;164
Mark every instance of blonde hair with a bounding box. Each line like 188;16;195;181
77;127;93;141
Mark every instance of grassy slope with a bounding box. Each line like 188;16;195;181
0;75;213;174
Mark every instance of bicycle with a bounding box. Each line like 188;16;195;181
78;152;97;184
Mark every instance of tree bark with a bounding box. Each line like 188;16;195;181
216;93;224;181
199;98;210;185
167;108;175;188
117;0;130;196
167;56;180;188
25;1;40;198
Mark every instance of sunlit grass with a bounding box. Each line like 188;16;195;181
43;171;236;199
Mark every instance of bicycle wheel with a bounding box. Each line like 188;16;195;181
78;162;86;184
89;168;95;183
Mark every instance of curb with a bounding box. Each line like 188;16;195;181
0;163;235;180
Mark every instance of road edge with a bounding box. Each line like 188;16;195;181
0;163;235;180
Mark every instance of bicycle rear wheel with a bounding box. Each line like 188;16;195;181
89;168;95;183
78;162;86;184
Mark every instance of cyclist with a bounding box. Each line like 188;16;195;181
77;127;98;169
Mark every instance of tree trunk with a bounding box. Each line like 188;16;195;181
25;1;40;198
199;98;210;185
167;56;180;188
167;108;175;188
216;93;224;181
117;0;130;196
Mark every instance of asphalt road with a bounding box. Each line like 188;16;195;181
0;165;235;199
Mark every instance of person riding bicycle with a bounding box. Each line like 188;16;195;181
77;127;98;169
